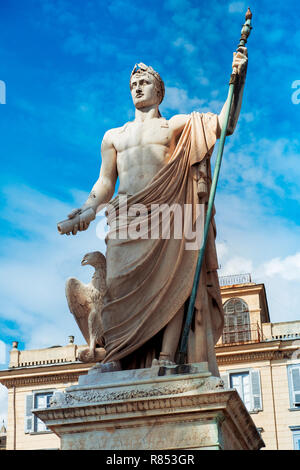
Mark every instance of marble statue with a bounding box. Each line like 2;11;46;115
59;49;248;375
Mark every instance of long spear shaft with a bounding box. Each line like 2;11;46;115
178;8;253;364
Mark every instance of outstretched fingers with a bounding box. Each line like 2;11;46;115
72;224;79;235
79;221;90;231
65;221;90;236
68;208;81;219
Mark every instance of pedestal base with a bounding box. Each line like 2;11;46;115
34;362;264;450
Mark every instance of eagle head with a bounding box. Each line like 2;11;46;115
81;251;106;268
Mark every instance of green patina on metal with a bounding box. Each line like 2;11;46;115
178;8;253;364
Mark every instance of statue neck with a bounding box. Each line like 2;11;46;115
134;105;161;122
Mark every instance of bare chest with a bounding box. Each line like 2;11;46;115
112;120;175;153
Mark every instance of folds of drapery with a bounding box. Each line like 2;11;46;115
101;112;224;374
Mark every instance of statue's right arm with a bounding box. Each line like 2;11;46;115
82;131;118;212
67;131;118;235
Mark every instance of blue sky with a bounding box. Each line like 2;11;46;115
1;0;300;421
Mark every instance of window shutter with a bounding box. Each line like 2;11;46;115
250;369;262;411
220;373;230;389
291;366;300;406
24;394;34;433
46;394;52;407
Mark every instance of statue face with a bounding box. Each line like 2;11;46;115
130;73;160;109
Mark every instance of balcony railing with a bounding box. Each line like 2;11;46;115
216;322;263;347
219;273;252;287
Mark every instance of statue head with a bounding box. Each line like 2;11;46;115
130;63;165;109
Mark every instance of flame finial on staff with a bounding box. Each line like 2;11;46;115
238;7;253;49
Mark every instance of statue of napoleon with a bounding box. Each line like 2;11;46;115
60;48;248;376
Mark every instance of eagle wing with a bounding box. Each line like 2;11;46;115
65;277;92;344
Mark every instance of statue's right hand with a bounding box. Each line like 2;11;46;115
68;208;82;219
67;207;95;236
68;218;90;236
58;207;95;236
65;208;83;235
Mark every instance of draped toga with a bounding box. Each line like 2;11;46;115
101;112;224;376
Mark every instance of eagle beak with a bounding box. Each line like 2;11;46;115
81;258;86;266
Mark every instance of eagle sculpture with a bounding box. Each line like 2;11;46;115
65;251;107;362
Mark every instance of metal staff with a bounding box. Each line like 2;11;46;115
178;8;253;364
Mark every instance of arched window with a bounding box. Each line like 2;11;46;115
222;298;251;344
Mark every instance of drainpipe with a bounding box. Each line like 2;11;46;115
270;358;279;449
12;385;16;450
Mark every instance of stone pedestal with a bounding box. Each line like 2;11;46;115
33;362;264;450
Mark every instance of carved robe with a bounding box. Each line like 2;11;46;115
101;112;224;376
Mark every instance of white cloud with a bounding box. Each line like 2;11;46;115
219;136;300;202
161;86;224;115
215;188;300;323
216;242;228;261
240;112;255;123
173;37;196;54
219;256;253;276
161;86;205;114
262;253;300;281
228;2;246;14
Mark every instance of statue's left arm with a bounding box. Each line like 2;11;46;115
218;47;248;135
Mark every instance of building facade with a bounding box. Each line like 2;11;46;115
217;274;300;450
0;339;93;450
0;275;300;450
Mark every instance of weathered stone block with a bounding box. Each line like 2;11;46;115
34;362;264;450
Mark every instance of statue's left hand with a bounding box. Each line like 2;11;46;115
232;46;248;76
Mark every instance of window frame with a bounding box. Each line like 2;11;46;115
33;391;54;433
221;368;263;413
289;426;300;450
25;389;54;435
287;364;300;411
230;371;252;411
222;298;251;344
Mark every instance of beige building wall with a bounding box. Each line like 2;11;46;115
219;355;300;450
271;358;300;450
217;277;300;451
0;342;93;450
219;359;277;449
7;383;62;450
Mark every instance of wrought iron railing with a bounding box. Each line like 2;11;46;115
216;322;263;347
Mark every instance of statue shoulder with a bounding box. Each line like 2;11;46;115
101;123;130;148
168;114;190;134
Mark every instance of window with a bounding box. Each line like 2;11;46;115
287;364;300;409
25;391;53;434
290;427;300;450
221;369;262;412
294;433;300;450
222;298;251;344
34;393;53;432
230;372;251;410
